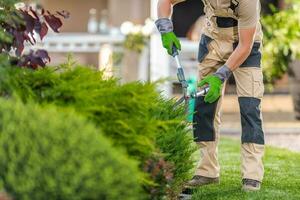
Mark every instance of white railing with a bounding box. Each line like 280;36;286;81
29;32;125;53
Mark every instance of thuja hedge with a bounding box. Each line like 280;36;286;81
0;64;195;199
0;98;142;200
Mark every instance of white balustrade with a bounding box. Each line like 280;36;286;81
27;33;125;53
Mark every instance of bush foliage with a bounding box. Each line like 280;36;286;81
0;65;159;160
0;98;143;200
153;100;196;199
262;1;300;85
0;64;195;199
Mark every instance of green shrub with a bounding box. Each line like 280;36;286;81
0;66;159;161
0;98;143;200
154;100;196;199
0;0;17;44
262;1;300;85
0;64;196;199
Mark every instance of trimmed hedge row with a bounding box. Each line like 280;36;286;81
0;99;143;200
0;64;196;199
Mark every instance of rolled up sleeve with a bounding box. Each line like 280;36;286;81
171;0;186;5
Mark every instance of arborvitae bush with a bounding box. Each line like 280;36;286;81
0;66;159;160
154;100;196;199
0;98;143;200
0;64;195;199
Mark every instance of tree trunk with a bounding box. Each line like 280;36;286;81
288;59;300;120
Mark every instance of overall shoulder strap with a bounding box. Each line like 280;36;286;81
202;0;215;19
202;0;239;19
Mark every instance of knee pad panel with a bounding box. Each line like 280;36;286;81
193;96;219;142
239;97;264;144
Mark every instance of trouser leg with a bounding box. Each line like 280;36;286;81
194;93;223;178
193;71;225;177
193;34;225;178
241;143;264;182
233;67;265;182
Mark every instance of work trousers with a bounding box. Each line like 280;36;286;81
193;34;265;182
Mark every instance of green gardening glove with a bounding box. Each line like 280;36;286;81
161;32;181;55
198;65;232;103
198;75;222;104
155;18;181;55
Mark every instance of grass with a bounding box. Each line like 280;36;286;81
192;138;300;200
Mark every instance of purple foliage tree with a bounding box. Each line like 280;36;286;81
0;5;69;69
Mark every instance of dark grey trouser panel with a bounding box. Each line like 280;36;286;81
193;96;219;142
233;42;262;68
239;97;265;144
198;34;213;63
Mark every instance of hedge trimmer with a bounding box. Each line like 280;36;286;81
172;46;210;108
171;46;209;199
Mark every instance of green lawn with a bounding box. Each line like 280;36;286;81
192;138;300;200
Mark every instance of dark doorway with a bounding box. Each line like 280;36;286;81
172;0;280;38
172;0;204;37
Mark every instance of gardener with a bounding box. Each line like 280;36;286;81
155;0;265;191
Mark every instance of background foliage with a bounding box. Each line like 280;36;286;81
262;0;300;85
0;0;18;44
123;33;149;53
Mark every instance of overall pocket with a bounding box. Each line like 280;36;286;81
198;34;213;63
252;68;264;99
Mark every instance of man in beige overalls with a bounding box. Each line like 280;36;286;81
156;0;265;191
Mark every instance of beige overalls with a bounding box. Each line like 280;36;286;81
171;0;265;182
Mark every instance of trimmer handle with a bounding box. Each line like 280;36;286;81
171;44;210;98
171;45;179;57
191;86;210;98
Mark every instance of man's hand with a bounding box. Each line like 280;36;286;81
198;75;222;104
162;32;181;55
